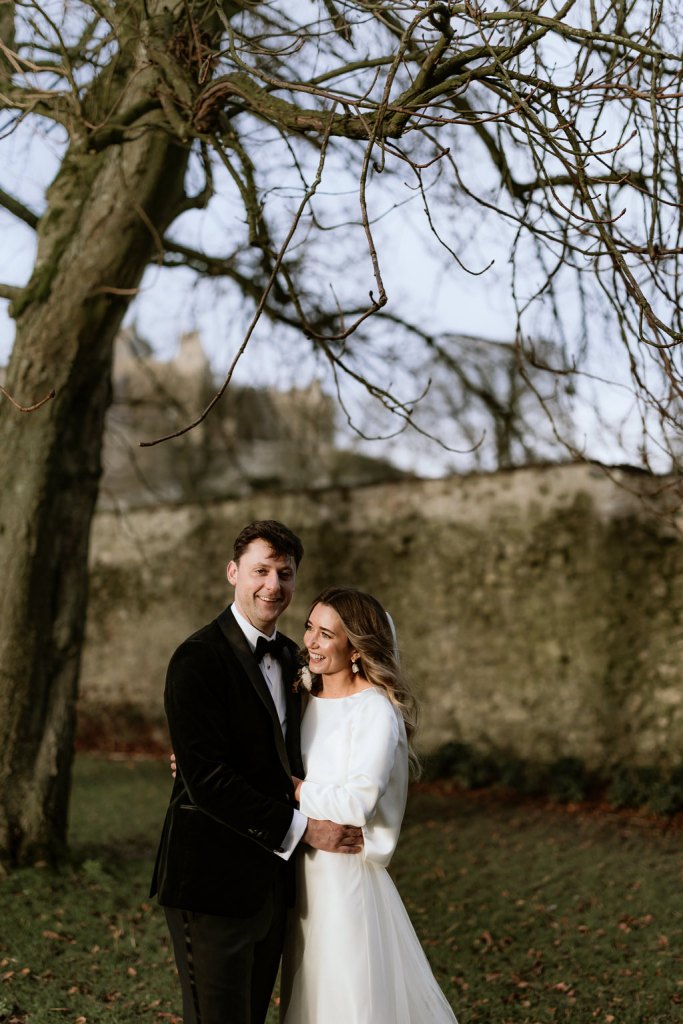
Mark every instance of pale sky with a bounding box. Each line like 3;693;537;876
0;107;664;475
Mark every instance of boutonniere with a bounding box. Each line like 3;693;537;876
293;663;314;693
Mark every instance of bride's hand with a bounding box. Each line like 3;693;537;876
291;775;303;802
170;752;177;779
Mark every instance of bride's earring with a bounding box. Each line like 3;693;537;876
351;656;360;675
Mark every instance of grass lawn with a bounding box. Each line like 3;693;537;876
1;756;682;1023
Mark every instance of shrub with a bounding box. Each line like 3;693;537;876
545;756;591;803
426;741;683;817
607;766;661;810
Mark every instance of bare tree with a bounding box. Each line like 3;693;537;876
0;0;681;864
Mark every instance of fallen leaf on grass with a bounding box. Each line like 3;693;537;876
42;930;74;944
550;981;574;994
99;990;121;1003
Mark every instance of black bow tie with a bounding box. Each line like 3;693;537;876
254;635;285;662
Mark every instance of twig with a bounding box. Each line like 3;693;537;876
139;117;336;447
0;384;55;412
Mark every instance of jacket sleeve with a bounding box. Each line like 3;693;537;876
165;640;293;852
298;693;399;826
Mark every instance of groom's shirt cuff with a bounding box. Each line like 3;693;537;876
274;808;307;860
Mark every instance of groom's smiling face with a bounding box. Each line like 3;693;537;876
227;538;297;634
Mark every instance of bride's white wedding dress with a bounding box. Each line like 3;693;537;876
280;687;458;1024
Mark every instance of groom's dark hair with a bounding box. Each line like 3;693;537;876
233;520;304;567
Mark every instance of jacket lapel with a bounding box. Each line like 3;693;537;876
282;646;304;777
217;607;292;776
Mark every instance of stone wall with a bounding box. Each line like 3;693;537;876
80;463;683;769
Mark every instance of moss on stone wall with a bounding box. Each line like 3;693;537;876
80;464;683;784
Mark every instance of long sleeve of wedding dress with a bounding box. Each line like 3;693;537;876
280;687;458;1024
297;691;399;826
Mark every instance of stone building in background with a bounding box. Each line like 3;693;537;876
100;329;405;510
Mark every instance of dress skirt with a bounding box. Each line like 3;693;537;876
280;687;457;1024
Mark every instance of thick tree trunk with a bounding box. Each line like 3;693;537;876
0;119;188;864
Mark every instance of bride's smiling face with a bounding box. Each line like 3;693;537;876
304;603;355;677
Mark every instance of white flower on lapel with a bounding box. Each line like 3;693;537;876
296;664;314;692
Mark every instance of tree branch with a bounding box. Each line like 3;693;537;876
0;187;39;229
0;283;22;302
193;70;372;137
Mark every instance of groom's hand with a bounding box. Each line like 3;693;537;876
303;818;363;854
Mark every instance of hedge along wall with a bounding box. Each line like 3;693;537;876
80;463;683;770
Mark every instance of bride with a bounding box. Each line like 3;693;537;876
279;586;458;1024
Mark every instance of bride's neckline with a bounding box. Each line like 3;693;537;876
312;685;376;702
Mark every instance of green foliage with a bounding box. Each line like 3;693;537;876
424;742;501;789
649;765;683;816
607;764;683;817
607;766;661;811
545;756;591;804
427;741;683;815
424;743;594;804
1;756;683;1023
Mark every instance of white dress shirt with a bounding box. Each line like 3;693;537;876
231;603;288;732
230;604;307;858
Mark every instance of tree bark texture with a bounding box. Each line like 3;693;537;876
0;113;189;864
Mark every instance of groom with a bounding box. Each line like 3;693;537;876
151;520;362;1024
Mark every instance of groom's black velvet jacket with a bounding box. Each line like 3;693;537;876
150;606;303;917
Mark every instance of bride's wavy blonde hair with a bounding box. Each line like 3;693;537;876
303;586;421;776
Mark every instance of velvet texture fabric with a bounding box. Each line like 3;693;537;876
150;607;303;917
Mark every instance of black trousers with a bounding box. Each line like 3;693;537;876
163;876;286;1024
